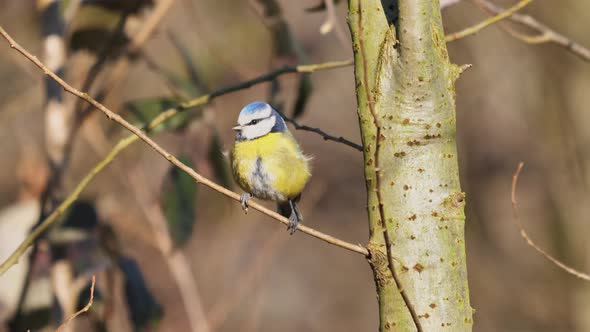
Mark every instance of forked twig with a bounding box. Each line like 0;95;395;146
511;162;590;281
446;0;533;42
473;0;590;62
55;275;96;332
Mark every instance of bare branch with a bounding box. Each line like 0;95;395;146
0;27;368;275
445;0;533;42
473;0;590;61
55;275;96;332
511;162;590;281
141;55;358;152
278;110;362;151
357;2;423;332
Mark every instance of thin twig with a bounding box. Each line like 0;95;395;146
56;3;138;191
473;0;590;62
357;3;423;332
445;0;533;42
511;162;590;281
200;59;353;103
55;275;96;332
278;110;362;151
0;27;368;275
0;57;354;275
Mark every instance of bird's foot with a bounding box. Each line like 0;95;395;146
240;193;252;213
287;212;299;235
287;200;301;235
293;202;303;222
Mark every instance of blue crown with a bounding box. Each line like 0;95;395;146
240;101;270;116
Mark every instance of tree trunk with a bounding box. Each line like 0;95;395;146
347;0;473;330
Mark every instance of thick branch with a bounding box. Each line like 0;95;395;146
357;2;422;331
349;0;472;330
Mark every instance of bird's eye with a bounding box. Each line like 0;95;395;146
250;119;259;125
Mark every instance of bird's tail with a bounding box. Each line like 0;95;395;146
277;195;303;220
277;201;292;219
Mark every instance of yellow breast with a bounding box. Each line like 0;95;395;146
230;133;310;201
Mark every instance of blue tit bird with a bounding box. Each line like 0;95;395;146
230;101;311;234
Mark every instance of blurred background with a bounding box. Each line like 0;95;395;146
0;0;589;331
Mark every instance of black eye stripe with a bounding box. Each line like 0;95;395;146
246;115;273;126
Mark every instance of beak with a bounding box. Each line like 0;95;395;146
232;125;242;131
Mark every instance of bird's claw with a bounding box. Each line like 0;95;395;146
240;193;251;213
287;212;299;235
287;199;301;235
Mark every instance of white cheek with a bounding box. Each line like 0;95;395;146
243;117;276;139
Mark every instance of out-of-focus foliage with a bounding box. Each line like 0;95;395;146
160;155;197;248
207;130;233;189
292;73;313;119
125;97;191;133
68;0;154;55
79;0;154;13
69;5;128;54
118;256;163;330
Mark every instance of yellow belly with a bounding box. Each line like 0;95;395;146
230;133;310;201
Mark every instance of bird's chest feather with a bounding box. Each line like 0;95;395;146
231;133;310;201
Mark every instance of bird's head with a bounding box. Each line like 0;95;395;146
233;102;287;141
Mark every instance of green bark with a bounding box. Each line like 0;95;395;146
347;0;473;331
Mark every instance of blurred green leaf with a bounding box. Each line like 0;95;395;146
162;71;202;98
118;256;163;330
69;5;127;54
208;130;232;189
80;0;153;13
8;307;51;331
70;29;128;54
268;78;285;111
161;155;197;247
292;73;313;119
125;97;194;133
142;56;203;97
